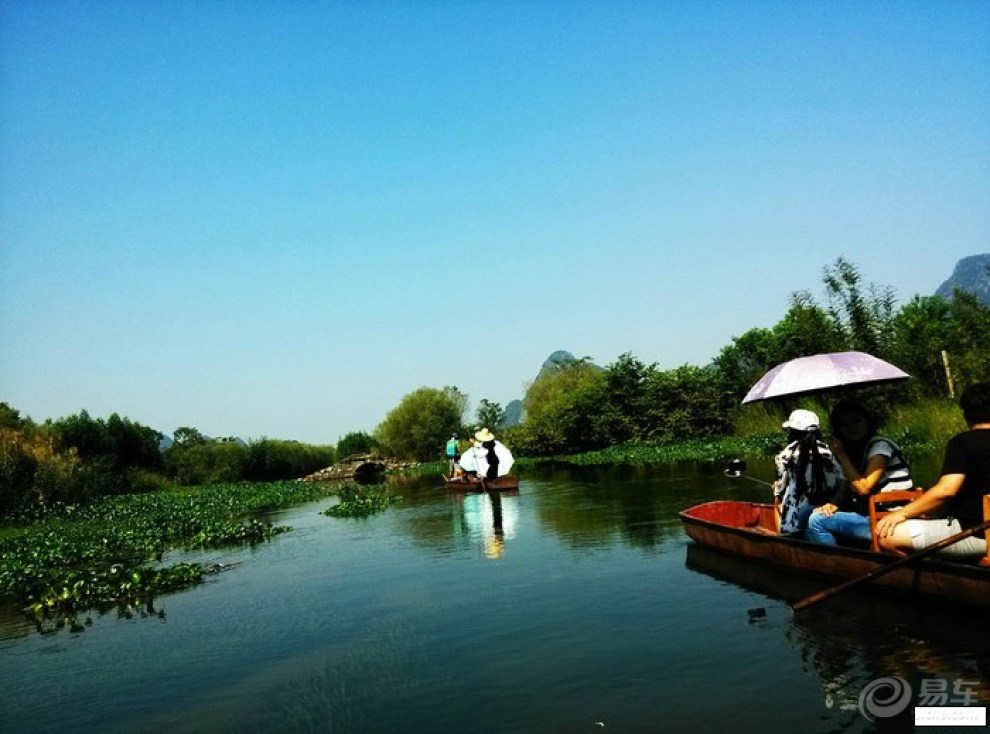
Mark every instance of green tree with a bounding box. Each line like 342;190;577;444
823;257;896;357
337;431;375;459
712;326;779;405
772;291;846;361
106;413;163;471
475;399;506;431
172;426;208;448
375;387;465;461
516;358;601;454
643;365;728;440
889;295;953;396
588;353;653;445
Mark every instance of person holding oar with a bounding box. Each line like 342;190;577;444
875;382;990;560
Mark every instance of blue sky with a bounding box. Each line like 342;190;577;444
1;1;988;445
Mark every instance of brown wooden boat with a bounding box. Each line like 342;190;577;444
442;475;520;492
679;500;990;608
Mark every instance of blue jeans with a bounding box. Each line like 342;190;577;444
806;510;871;546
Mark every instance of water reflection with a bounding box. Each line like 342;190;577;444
451;490;519;559
685;543;990;721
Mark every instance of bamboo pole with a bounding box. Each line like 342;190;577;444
941;350;956;398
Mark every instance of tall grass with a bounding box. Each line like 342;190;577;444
885;398;967;456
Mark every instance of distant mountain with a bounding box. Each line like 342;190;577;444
935;254;990;305
502;400;523;428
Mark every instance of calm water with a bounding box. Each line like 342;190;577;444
1;461;988;733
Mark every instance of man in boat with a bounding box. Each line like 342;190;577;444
875;382;990;559
773;409;845;536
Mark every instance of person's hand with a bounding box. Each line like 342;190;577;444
814;503;837;517
876;510;906;538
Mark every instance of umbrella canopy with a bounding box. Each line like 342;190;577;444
742;351;910;404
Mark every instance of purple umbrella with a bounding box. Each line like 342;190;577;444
742;351;910;404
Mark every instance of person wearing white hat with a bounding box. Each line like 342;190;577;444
472;428;514;481
773;409;845;536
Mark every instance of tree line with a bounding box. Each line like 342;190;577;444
3;257;987;512
0;408;346;514
373;258;989;459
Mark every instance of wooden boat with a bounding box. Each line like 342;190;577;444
442;474;520;492
679;500;990;609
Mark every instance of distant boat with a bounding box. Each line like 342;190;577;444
442;475;520;493
679;500;990;609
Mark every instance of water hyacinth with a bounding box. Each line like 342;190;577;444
0;480;366;627
323;484;402;518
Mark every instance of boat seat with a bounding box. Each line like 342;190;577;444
868;489;924;552
981;495;990;568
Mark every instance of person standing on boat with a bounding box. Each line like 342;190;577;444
773;409;845;536
473;428;514;481
446;434;460;475
875;382;990;559
806;400;914;546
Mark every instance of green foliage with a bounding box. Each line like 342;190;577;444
336;431;375;459
513;357;601;454
886;398;968;456
163;438;334;486
0;480;343;626
322;484;402;518
374;386;465;461
823;256;896;357
172;426;208;448
475;399;506;431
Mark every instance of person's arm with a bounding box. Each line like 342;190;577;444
828;437;889;495
874;473;965;537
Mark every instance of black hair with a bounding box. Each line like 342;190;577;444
960;382;990;425
829;399;878;469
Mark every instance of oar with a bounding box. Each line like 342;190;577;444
792;518;990;613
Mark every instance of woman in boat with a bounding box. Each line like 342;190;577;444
805;400;914;546
875;382;990;559
773;409;845;537
473;428;514;481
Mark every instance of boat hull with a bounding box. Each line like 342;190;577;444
679;500;990;608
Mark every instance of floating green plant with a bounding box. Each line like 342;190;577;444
0;480;344;626
323;484;402;518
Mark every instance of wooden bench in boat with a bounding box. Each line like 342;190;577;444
868;489;924;552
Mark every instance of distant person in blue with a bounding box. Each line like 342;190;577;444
876;382;990;559
806;400;914;546
773;409;845;536
445;434;460;475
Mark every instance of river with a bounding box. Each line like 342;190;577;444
1;461;987;733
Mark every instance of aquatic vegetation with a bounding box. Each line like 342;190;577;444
0;480;346;624
323;484;402;518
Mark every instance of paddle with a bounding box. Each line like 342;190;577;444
792;518;990;613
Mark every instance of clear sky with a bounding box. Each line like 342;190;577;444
1;1;988;445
